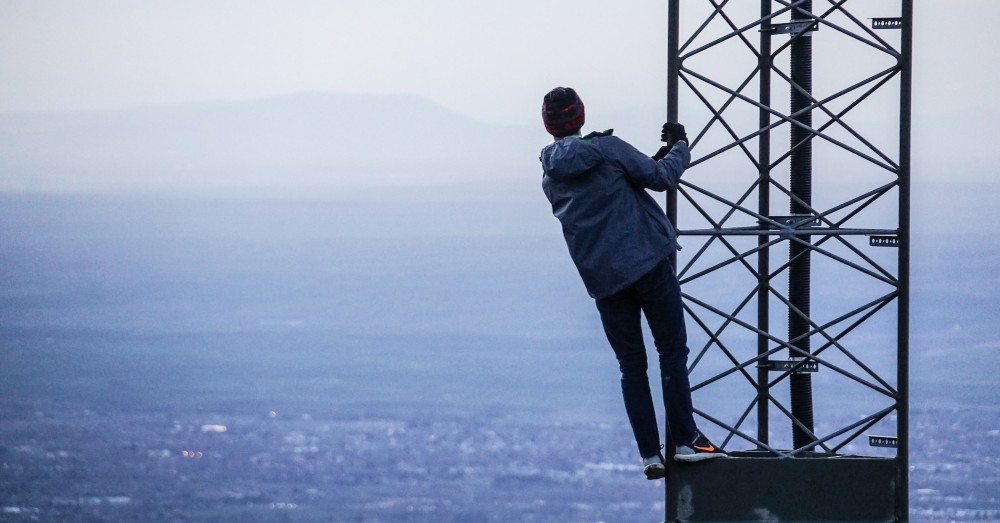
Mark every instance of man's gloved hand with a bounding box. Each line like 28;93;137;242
660;122;688;147
652;145;671;161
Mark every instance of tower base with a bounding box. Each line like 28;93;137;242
666;451;897;522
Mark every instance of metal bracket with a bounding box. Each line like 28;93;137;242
762;21;819;35
871;17;903;30
868;435;899;448
869;235;899;247
759;359;819;373
765;215;822;228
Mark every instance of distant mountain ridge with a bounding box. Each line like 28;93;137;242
0;92;542;194
1;90;963;196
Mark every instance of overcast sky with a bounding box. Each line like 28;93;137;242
1;1;997;128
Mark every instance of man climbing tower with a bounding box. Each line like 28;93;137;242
539;86;728;480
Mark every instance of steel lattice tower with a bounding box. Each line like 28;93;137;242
665;1;911;520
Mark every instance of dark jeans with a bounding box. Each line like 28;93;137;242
595;257;697;459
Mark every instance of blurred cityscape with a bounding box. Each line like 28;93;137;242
2;192;998;522
2;401;998;522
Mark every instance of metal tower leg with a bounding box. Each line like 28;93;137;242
787;0;816;450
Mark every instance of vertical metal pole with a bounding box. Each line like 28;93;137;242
757;0;773;449
896;1;913;519
667;0;680;272
665;2;679;519
787;0;816;450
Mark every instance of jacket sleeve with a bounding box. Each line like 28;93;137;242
608;137;690;192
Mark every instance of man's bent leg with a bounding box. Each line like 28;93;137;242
596;289;662;459
635;259;698;446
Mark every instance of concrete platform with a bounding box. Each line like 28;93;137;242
666;451;897;522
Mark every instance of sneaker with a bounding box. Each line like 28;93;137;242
642;455;666;480
674;432;728;462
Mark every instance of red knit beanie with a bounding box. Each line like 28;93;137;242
542;87;585;137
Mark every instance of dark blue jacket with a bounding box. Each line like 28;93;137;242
541;130;690;299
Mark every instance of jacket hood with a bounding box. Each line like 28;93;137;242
540;134;604;181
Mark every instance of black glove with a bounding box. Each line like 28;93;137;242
660;122;688;147
651;145;671;161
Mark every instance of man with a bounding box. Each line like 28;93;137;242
539;87;727;480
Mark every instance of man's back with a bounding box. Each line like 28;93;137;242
540;131;689;299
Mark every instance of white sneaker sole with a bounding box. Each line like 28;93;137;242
673;452;728;462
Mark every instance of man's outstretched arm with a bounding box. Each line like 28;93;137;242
615;138;690;192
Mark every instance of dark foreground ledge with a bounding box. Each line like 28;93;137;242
666;451;897;523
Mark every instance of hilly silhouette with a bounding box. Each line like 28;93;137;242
0;92;541;193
